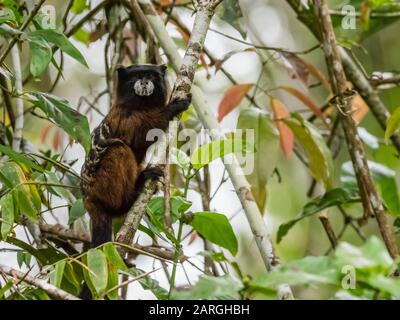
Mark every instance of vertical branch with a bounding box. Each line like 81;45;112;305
10;45;23;152
285;0;400;153
10;44;43;247
116;0;221;252
138;2;294;299
313;0;398;259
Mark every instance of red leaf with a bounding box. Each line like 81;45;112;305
40;124;52;144
218;83;253;122
270;98;294;157
281;52;331;93
52;130;61;151
280;86;327;124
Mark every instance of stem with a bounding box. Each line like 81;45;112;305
313;0;398;259
285;0;400;153
10;46;23;152
168;219;184;299
0;264;80;300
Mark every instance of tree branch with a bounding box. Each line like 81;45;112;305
116;0;221;255
137;1;294;300
0;264;80;300
285;0;400;153
313;0;398;259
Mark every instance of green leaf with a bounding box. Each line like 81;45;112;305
367;274;400;298
27;29;88;68
172;275;242;300
126;267;168;300
285;116;334;189
332;1;400;42
7;237;49;266
0;193;14;239
0;281;13;299
28;37;52;77
277;188;360;243
0;162;41;221
385;106;400;143
190;212;238;255
106;263;119;300
335;236;393;270
73;28;90;45
190;138;254;170
25;92;91;154
17;251;32;268
237;107;280;213
71;0;89;14
87;249;108;296
0;145;43;172
250;256;339;294
63;262;81;294
341;161;400;217
147;196;192;225
53;260;66;288
102;243;127;271
68;199;85;224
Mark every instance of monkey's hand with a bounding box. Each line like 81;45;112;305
166;93;192;119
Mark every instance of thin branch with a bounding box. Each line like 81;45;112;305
285;0;400;154
0;264;80;300
319;212;337;249
329;9;400;18
313;0;398;259
10;45;23;152
138;0;294;299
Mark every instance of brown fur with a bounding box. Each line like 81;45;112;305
80;64;191;248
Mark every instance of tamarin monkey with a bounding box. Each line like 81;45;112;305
79;64;191;298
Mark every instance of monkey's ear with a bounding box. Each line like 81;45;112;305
158;64;167;74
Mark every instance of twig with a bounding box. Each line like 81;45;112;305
318;212;337;249
285;0;400;154
313;0;398;259
329;9;400;18
10;41;43;246
0;264;80;300
139;0;294;299
115;180;161;255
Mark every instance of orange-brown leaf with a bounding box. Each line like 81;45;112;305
188;231;198;246
352;94;369;124
52;130;61;151
280;86;326;123
175;26;190;44
218;83;253;122
270;98;294;157
40;124;52;144
302;59;331;93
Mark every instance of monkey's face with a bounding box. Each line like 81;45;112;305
117;64;168;108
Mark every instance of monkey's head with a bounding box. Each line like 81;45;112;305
116;64;168;109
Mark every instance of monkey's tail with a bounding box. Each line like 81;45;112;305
91;214;112;248
79;214;112;300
